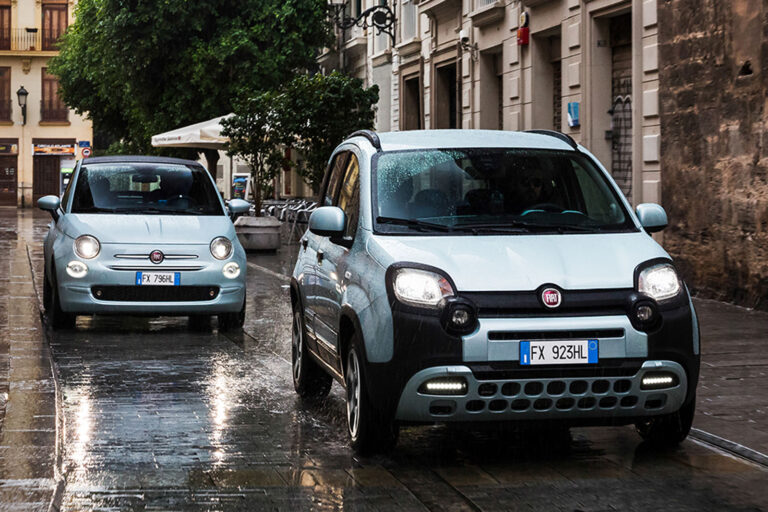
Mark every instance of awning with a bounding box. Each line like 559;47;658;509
150;114;233;149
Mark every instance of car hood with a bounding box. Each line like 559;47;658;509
62;214;236;244
367;231;670;291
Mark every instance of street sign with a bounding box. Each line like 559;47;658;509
78;140;91;148
81;147;92;158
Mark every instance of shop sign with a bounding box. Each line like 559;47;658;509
0;144;18;155
33;143;76;156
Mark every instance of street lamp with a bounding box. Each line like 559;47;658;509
328;0;396;45
16;85;28;125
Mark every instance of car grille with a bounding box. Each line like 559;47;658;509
460;289;632;317
91;286;219;302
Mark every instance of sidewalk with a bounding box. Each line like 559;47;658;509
0;208;59;511
249;237;768;461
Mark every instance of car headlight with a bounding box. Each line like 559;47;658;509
74;235;100;259
638;263;681;302
222;261;240;279
66;260;88;278
392;268;454;308
210;237;233;260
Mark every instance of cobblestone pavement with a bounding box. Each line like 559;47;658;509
1;209;767;511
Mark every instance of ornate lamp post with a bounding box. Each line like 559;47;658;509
16;85;28;125
328;0;396;45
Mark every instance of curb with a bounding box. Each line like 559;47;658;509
689;428;768;469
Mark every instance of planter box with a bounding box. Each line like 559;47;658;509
234;216;281;251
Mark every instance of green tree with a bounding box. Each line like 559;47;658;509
49;0;330;176
277;72;379;191
220;93;285;214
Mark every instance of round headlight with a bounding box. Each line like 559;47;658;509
222;261;241;279
74;235;100;259
638;263;681;302
210;237;233;260
392;268;454;308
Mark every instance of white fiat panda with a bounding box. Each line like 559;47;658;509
290;129;699;453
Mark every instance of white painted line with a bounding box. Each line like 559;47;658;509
246;262;290;283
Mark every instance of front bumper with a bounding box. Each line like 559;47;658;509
55;246;246;315
395;360;687;423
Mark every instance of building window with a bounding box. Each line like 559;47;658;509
401;0;417;41
41;68;68;122
0;67;9;121
402;75;422;130
433;63;458;129
0;5;10;51
42;2;67;50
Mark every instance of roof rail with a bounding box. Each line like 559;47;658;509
525;129;578;150
347;129;382;152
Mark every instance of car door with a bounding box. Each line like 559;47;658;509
314;151;360;368
301;151;349;351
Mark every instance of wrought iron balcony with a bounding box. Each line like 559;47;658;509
0;100;11;121
40;100;68;122
0;28;63;51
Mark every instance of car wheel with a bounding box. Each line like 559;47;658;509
188;315;211;330
345;334;398;454
635;394;695;446
44;267;76;330
291;309;332;400
218;299;245;332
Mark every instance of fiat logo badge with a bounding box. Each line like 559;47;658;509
149;250;164;264
541;288;562;309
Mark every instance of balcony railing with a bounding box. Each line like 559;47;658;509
475;0;497;8
0;100;11;121
0;28;63;51
40;100;68;122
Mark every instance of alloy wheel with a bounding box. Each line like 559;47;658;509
346;349;361;439
292;312;303;383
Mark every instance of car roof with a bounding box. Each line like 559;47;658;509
80;155;204;167
351;130;578;152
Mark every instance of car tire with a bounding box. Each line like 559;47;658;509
635;394;696;446
345;334;398;454
291;309;332;400
218;299;245;332
188;315;212;330
43;266;76;330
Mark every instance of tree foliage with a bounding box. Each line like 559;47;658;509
277;72;379;191
49;0;331;164
220;94;285;214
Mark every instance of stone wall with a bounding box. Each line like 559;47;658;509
658;0;768;309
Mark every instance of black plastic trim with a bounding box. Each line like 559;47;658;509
525;129;579;150
347;130;381;151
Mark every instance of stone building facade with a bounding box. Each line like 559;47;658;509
658;0;768;309
323;0;664;208
0;0;92;208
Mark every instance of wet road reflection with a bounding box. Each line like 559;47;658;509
40;263;768;511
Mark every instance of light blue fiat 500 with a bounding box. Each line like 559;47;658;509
291;129;699;454
38;156;250;330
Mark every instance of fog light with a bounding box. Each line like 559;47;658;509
636;305;653;322
419;377;468;395
451;308;470;326
222;262;240;279
66;260;88;278
641;372;678;390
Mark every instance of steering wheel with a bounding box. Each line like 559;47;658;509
528;203;563;213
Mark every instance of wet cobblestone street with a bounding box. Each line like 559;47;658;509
2;209;768;511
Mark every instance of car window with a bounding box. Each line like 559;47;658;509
323;152;349;206
337;153;360;240
70;163;224;215
60;163;77;211
373;148;634;234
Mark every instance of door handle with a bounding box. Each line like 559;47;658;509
317;250;324;264
302;239;308;250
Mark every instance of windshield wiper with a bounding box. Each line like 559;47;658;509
375;216;453;232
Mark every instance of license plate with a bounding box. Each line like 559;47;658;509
519;339;598;365
135;272;180;286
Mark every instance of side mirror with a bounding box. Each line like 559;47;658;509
37;195;61;221
227;198;251;215
309;206;346;238
636;203;668;233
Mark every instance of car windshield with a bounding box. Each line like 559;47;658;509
70;163;224;215
373;148;635;234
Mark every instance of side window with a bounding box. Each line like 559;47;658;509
337;154;360;240
323;152;349;206
60;164;77;211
